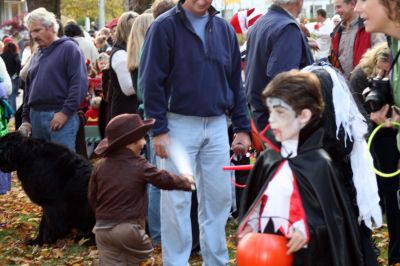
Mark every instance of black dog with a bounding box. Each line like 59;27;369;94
0;132;95;245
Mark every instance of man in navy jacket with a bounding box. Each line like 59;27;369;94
140;0;250;264
20;8;87;151
245;0;314;131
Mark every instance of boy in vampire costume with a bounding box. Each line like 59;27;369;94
238;70;364;265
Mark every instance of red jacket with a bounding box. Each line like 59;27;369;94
331;19;371;70
85;107;99;126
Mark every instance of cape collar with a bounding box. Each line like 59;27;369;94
260;119;324;156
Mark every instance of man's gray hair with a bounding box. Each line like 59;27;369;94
273;0;298;4
24;8;59;33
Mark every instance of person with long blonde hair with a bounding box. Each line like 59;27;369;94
127;13;154;116
109;11;138;118
127;13;154;73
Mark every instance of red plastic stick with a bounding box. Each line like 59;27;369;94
222;165;254;171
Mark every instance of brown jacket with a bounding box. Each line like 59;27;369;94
88;148;192;222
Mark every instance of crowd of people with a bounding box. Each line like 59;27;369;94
0;0;399;264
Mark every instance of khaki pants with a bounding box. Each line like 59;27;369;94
95;222;153;266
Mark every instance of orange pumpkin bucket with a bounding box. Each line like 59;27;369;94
237;233;293;266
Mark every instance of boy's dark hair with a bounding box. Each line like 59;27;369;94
316;9;327;18
64;22;84;37
262;70;324;121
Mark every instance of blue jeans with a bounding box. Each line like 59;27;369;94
30;110;79;151
159;113;231;266
146;138;161;245
147;184;161;245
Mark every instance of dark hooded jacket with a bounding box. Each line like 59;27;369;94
22;37;88;122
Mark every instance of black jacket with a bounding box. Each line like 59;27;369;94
1;52;21;78
109;45;138;117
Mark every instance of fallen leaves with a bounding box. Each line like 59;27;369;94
78;238;91;246
373;224;390;265
0;174;98;265
0;172;393;265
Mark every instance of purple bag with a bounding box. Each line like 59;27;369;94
0;82;6;99
0;171;11;194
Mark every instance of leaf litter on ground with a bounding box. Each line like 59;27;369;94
0;172;393;265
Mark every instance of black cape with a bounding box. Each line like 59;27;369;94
238;123;364;266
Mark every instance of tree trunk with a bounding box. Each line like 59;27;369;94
128;0;154;14
27;0;61;18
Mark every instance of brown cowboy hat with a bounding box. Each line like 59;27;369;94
95;114;155;155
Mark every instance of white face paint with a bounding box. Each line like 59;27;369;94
266;97;303;142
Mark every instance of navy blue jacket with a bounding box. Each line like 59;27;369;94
22;37;88;122
245;5;314;131
139;2;250;136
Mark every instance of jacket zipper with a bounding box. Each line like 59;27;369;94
180;10;215;56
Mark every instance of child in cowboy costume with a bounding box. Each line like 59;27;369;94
88;113;195;265
238;70;364;265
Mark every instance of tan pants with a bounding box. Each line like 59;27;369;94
95;222;153;266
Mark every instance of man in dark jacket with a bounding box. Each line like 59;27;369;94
330;0;385;79
245;0;314;132
19;7;87;151
139;0;251;264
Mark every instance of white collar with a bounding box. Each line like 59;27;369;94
281;140;298;158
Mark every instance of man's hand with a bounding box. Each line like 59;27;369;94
391;106;400;123
231;132;251;156
370;104;390;125
286;228;307;254
307;38;319;50
152;133;169;159
369;104;400;126
237;224;254;242
18;122;32;137
181;174;196;191
50;112;69;131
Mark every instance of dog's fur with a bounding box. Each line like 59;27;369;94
0;132;95;245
